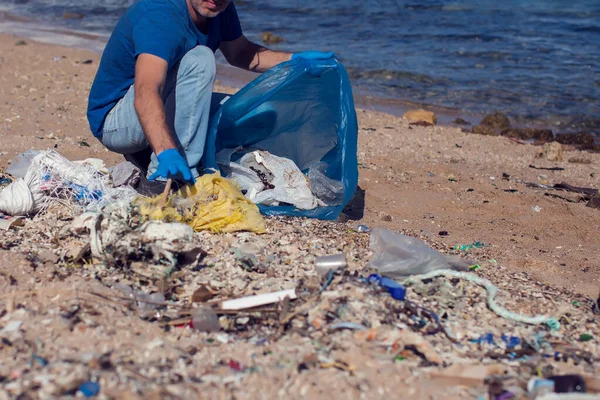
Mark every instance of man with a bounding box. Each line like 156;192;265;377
87;0;333;194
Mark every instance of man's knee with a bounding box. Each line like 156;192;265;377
179;46;216;78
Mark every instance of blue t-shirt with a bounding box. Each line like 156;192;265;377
87;0;242;137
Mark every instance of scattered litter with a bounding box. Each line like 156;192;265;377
138;173;266;234
369;228;471;278
0;213;24;230
315;253;347;276
0;150;137;216
454;241;486;251
579;334;593;342
32;353;49;367
190;307;220;332
2;320;23;333
532;205;543;213
529;165;565;171
403;270;561;329
78;381;100;398
307;161;344;206
368;274;406;300
108;161;141;187
218;149;319;210
218;289;297;311
355;224;370;233
528;378;555;398
329;322;368;331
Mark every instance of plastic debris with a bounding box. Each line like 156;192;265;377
369;228;471;278
32;353;49;367
528;378;555;398
501;335;521;349
78;381;100;397
403;270;561;330
219;149;319;210
5;149;41;178
579;333;593;342
368;274;407;300
190;307;220;332
329;322;368;331
138;173;266;234
109;161;141;187
454;241;486;251
471;333;495;345
218;289;297;311
532;205;543;213
0;150;138;216
355;224;370;233
228;359;247;372
307;161;344;206
315;253;347;276
0;213;24;230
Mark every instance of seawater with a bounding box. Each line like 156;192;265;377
1;0;599;135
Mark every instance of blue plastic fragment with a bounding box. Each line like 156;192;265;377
471;333;495;345
32;353;49;367
380;277;407;300
501;335;521;349
367;274;406;300
79;381;100;398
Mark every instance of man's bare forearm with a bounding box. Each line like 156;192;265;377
233;41;292;73
133;86;176;155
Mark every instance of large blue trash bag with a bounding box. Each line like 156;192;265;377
202;57;358;220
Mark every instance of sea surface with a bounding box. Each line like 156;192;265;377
1;0;599;135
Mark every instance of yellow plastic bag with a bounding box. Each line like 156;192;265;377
138;173;266;234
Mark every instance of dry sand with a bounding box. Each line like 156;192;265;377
0;34;599;398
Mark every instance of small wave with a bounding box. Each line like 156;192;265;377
571;25;600;33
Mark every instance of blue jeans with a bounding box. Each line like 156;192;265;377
100;46;227;178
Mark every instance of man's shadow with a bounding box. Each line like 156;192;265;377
341;186;365;221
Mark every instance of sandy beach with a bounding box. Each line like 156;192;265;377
1;34;599;398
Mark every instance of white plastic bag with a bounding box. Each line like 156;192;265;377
368;228;470;278
0;169;44;215
218;149;319;210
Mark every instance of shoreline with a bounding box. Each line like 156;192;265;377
0;9;577;134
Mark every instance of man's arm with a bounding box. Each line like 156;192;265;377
133;53;177;154
220;35;291;73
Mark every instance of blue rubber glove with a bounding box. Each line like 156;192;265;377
292;51;335;61
149;148;195;184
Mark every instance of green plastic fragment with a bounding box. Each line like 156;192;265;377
454;241;486;252
580;334;593;342
394;356;407;362
469;264;481;271
572;301;581;308
489;259;497;264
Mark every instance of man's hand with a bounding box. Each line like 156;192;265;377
292;51;335;61
149;149;195;184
